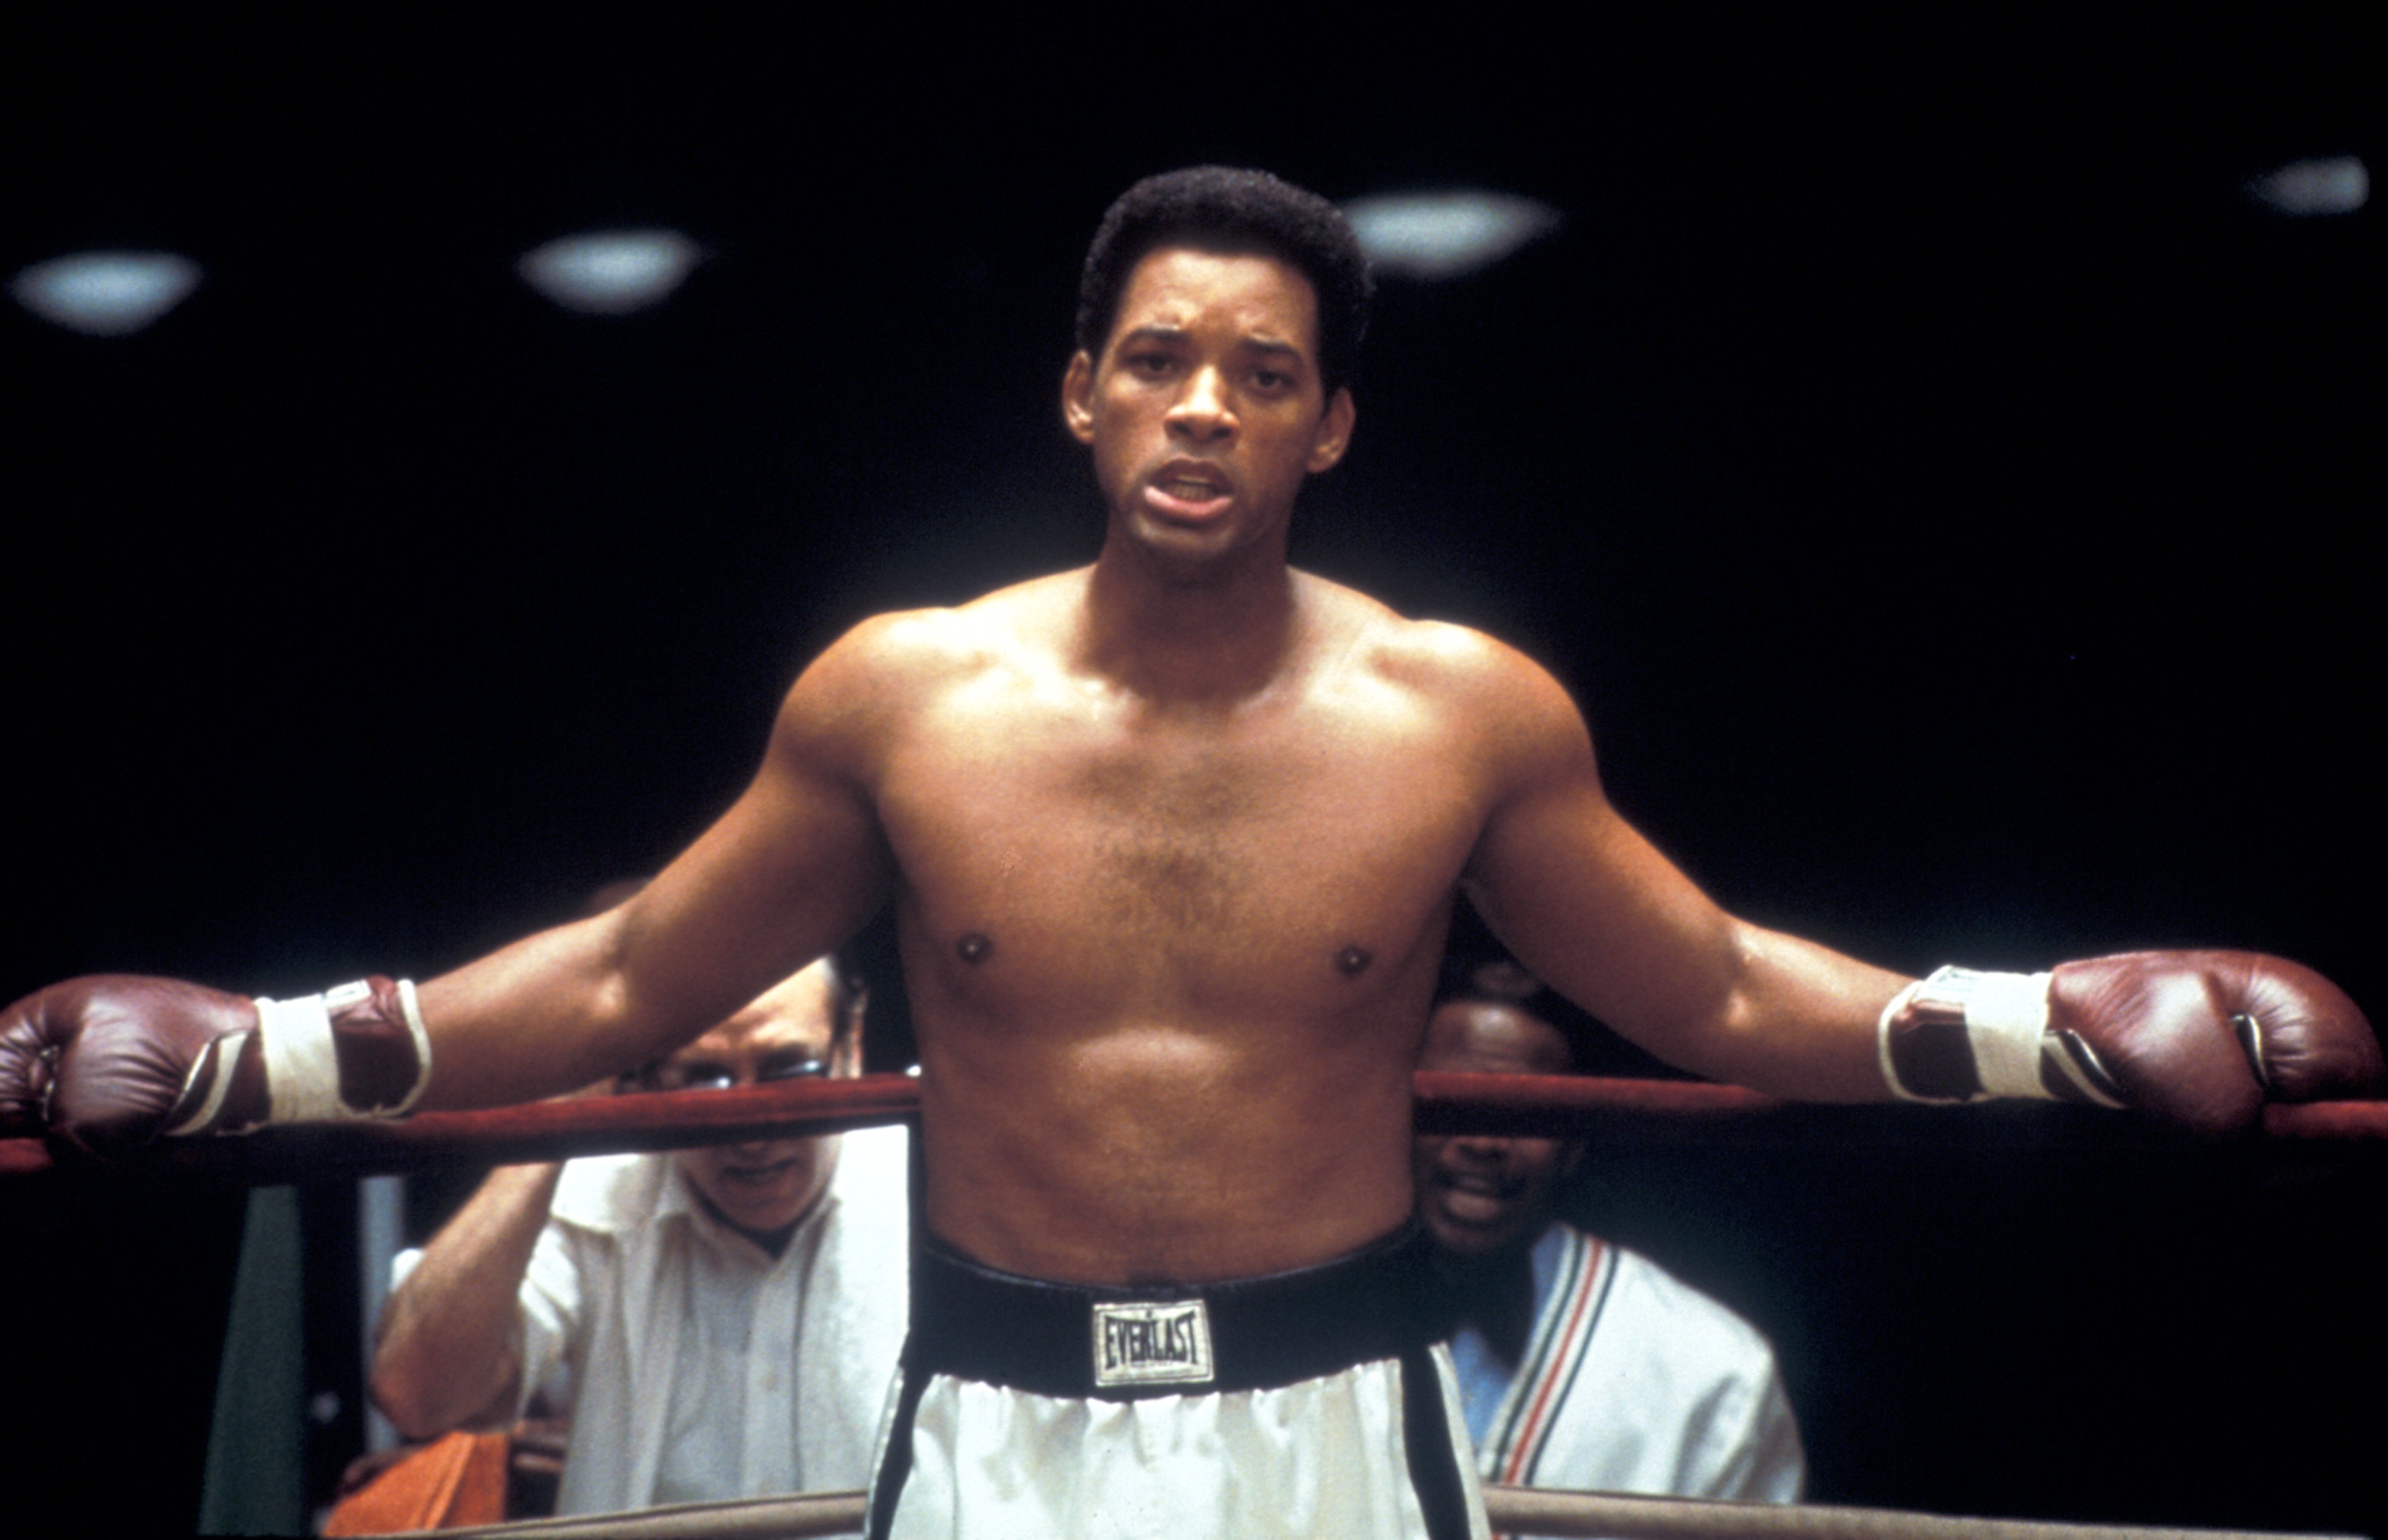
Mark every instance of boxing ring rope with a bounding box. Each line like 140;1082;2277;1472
4;1071;2386;1180
366;1483;2363;1540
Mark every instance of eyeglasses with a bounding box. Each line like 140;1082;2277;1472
631;1054;834;1093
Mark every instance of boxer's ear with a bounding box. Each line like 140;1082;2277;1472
1063;350;1097;444
1307;386;1354;473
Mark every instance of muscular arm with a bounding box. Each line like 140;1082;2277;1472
1461;647;1904;1100
369;1161;563;1437
407;622;901;1109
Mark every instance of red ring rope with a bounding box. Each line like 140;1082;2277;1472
4;1072;2382;1181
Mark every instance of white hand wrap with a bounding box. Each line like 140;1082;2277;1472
253;978;432;1124
1878;964;2058;1102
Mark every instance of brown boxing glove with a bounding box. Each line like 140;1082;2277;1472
0;973;430;1159
2047;950;2382;1135
1879;949;2382;1136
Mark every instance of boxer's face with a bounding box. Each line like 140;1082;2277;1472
1064;243;1353;573
1412;999;1579;1257
656;963;858;1240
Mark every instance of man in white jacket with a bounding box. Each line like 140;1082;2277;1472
369;956;908;1515
1416;965;1804;1505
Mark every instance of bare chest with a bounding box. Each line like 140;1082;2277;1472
874;679;1485;1012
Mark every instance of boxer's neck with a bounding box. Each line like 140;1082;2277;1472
1078;555;1307;703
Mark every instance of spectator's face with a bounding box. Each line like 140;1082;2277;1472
664;963;857;1239
1411;999;1577;1257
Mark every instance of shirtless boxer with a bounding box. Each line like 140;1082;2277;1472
4;167;2379;1539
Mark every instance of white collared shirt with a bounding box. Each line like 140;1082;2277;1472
392;1124;910;1515
645;1160;828;1503
1445;1221;1804;1502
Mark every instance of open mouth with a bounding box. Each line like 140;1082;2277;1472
1432;1171;1519;1224
719;1157;800;1190
1144;465;1233;519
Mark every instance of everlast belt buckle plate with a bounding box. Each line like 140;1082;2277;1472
1091;1300;1216;1388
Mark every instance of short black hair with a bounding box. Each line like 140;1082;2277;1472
1076;166;1372;396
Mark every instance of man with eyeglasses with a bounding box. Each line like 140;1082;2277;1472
367;953;908;1517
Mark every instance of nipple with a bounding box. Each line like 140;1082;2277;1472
1335;946;1373;978
957;933;993;965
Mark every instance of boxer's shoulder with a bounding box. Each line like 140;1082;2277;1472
1362;614;1540;699
813;602;1022;686
858;572;1089;684
1338;606;1593;782
1281;575;1532;701
774;584;1072;762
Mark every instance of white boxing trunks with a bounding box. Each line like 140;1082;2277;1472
864;1228;1488;1540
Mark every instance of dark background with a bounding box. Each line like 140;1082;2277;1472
4;12;2377;1536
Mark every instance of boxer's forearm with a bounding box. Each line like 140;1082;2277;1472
369;1160;562;1438
1471;813;1910;1100
412;915;655;1111
412;906;764;1112
1663;920;1911;1102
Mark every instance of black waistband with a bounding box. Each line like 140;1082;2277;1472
904;1228;1445;1400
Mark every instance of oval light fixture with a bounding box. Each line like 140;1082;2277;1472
517;228;702;314
12;250;202;336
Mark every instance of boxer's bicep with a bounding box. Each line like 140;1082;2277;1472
677;737;888;948
1462;663;1897;1098
1462;698;1740;1065
415;625;902;1107
609;629;900;1042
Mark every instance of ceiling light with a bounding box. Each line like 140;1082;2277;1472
1345;192;1560;279
517;229;702;314
2244;156;2369;218
12;250;201;336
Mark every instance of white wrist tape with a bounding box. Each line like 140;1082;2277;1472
254;978;432;1124
1964;969;2057;1099
255;991;345;1123
379;978;434;1117
1877;964;2055;1102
